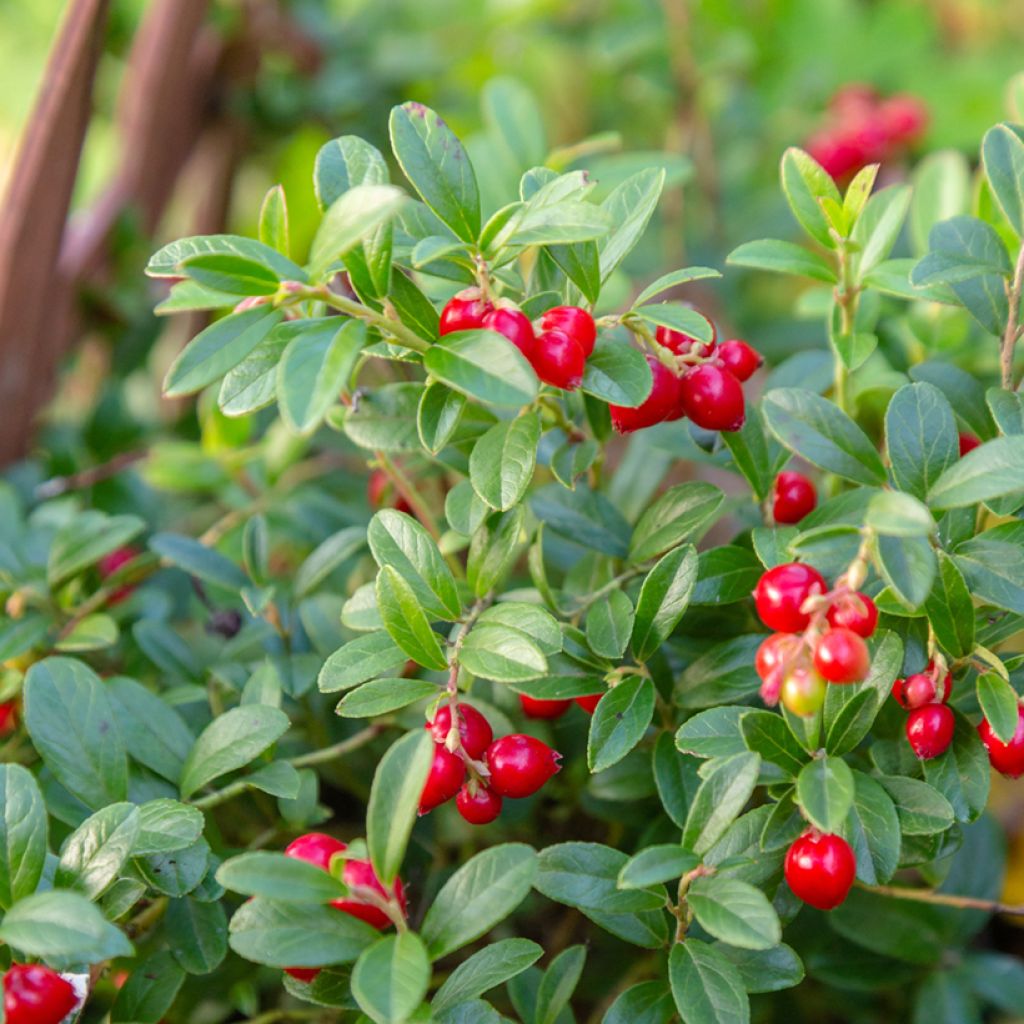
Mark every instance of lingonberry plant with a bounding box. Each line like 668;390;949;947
5;76;1024;1024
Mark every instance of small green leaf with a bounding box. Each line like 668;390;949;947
56;803;140;899
977;671;1020;744
181;252;280;295
598;169;665;282
629;482;723;563
47;511;145;588
885;382;960;501
417;382;466;454
876;775;955;835
54;613;118;652
634;267;721;306
588;676;655;772
111;949;186;1023
432;938;542;1015
585;590;634;659
668;940;749;1024
796;756;855;832
217;851;349;903
150;532;248;590
780;147;842;248
469;413;540;511
982;123;1024;236
727;240;836;282
424;330;539;407
308;184;406;279
461;624;547;683
618;846;699;889
376;566;448;671
352;932;431;1024
579;336;654;407
865;491;936;537
339;382;425;451
682;752;761;855
535;842;664;915
0;765;47;911
337;678;439;718
687;876;781;951
631;545;698;661
739;711;809;777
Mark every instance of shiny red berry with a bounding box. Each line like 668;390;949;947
813;628;870;684
753;563;827;633
482;306;536;360
784;831;856;910
426;703;493;759
978;705;1024;779
780;665;827;717
906;704;955;760
679;364;745;432
610;355;682;434
541;306;596;357
532;330;586;390
575;693;603;714
755;633;801;682
773;471;817;525
3;964;78;1024
893;672;941;710
439;288;491;335
958;433;981;457
419;744;466;813
826;592;877;638
655;322;716;358
519;694;571;719
486;734;561;798
716;339;763;382
455;782;503;824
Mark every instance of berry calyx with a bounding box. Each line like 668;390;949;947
482;306;536;360
540;306;596;357
753;563;827;633
825;592;877;638
455;782;503;824
3;964;78;1024
655;322;716;358
784;831;856;910
978;705;1024;779
906;704;955;760
575;693;603;714
780;665;827;717
813;628;870;684
532;329;586;390
958;433;981;457
772;471;817;525
419;744;466;814
439;288;491;335
609;355;683;434
716;339;763;382
518;694;571;719
678;364;745;432
486;734;561;798
426;703;493;759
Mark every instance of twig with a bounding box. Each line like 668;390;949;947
34;450;146;498
861;881;1024;915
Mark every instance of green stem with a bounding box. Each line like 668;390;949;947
1001;241;1024;390
313;286;429;353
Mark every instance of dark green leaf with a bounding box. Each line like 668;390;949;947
687;875;781;950
376;566;448;671
588;676;655;772
739;711;809;777
682;752;761;855
629;482;723;563
668;940;749;1024
631;545;698;661
976;671;1020;744
424;330;538;407
0;765;47;911
796;756;855;832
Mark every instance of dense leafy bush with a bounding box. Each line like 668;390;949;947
5;76;1024;1024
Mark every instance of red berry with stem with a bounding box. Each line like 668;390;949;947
906;704;955;760
826;592;878;638
519;694;571;719
978;705;1024;779
678;364;746;432
486;734;561;798
533;330;586;390
655;322;716;358
575;693;603;714
541;306;596;357
455;782;503;824
439;288;491;335
717;339;763;382
482;306;536;361
3;964;78;1024
773;471;817;525
813;627;870;684
958;433;981;457
753;563;827;633
426;703;493;759
781;665;827;717
784;831;856;910
610;355;682;434
419;744;466;813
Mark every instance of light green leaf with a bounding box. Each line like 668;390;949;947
469;413;540;511
352;932;431;1024
376;566;448;671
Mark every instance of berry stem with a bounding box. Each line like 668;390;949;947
861;881;1024;915
308;285;430;353
443;596;495;774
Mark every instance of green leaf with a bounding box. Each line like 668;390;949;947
721;406;788;502
579;336;654;407
24;657;128;809
910;360;994;439
432;938;542;1015
634;267;722;307
376;566;448;671
982;123;1024;236
780;147;842;248
111;949;186;1023
668;940;749;1024
796;756;855;832
367;730;434;886
535;945;586;1024
259;183;289;254
309;184;406;279
877;775;955;835
47;511;145;587
0;765;47;911
604;981;675;1024
634;303;714;342
467;506;526;598
179;705;289;799
687;876;781;951
134;799;204;855
677;636;762;709
928;436;1024;508
54;612;119;652
873;533;937;610
482;77;546;167
315;135;389;206
924;552;976;657
727;240;836;282
339;382;425;451
294;526;366;599
150;532;248;590
417;383;466;454
352;932;431;1024
840;771;900;885
422;844;537;959
107;677;194;785
165;897;228;975
910;150;971;255
977;671;1020;744
181;252;280;296
338;678;439;719
739;711;809;777
852;184;912;276
217;851;349;903
675;707;748;760
535;842;664;915
618;846;699;889
56;803;140;899
631;545;698;661
691;547;764;606
0;889;132;962
497;199;612;247
531;484;630;557
147;233;303;280
762;388;886;484
585;590;634;659
824;689;878;757
866;491;936;537
629;482;723;563
460;625;547;682
588;676;655;772
424;330;538;407
885;382;959;501
469;413;540;511
477;603;562;656
682;752;761;855
599;169;665;282
716;944;804;994
987;386;1024;435
955;522;1024;613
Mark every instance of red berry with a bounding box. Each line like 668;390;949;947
0;702;16;735
893;673;935;710
678;364;745;432
784;831;856;910
367;469;413;516
773;471;817;525
519;694;571;719
610;355;682;434
455;782;503;824
486;734;561;798
826;592;878;638
813;628;870;684
541;306;596;357
532;330;586;390
285;967;321;983
978;705;1024;779
753;563;827;633
439;288;491;335
780;665;827;717
419;744;466;814
426;703;493;759
284;831;346;872
829;83;880;119
716;339;763;382
806;131;867;181
878;95;928;143
575;693;603;714
99;545;140;604
3;964;78;1024
958;433;981;457
906;704;955;760
655;322;716;358
755;633;801;682
482;306;536;360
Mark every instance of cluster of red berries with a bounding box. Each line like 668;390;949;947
518;691;603;719
772;470;817;525
892;661;955;760
283;832;406;982
610;322;761;435
805;84;928;182
753;562;878;716
421;703;561;825
784;829;856;911
440;289;596;391
3;964;77;1024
